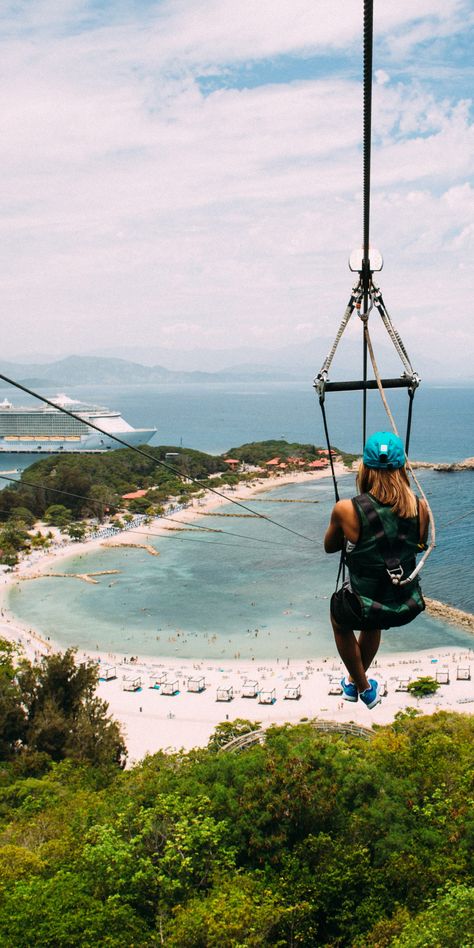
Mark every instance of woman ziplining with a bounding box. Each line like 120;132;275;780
316;0;435;708
324;431;428;709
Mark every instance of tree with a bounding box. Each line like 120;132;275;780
2;648;127;770
82;484;116;523
392;884;474;947
44;504;72;528
0;640;27;758
29;531;52;550
165;872;284;946
407;676;440;698
65;522;86;542
8;506;37;528
0;522;30;565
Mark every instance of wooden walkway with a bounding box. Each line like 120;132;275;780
219;719;374;753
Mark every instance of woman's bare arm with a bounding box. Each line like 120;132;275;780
324;500;359;553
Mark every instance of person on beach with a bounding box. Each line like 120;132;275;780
324;431;428;709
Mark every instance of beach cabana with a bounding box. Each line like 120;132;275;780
258;688;276;705
216;685;233;702
435;669;450;685
122;675;141;692
328;677;343;695
284;682;301;700
456;666;471;680
149;671;168;688
99;665;116;681
395;678;411;692
241;679;259;698
161;679;179;696
187;676;205;693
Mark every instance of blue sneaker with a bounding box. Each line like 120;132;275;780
359;679;381;710
341;677;358;702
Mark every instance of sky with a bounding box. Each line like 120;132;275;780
1;0;473;374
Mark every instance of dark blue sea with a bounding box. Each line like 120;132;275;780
3;381;474;658
0;380;472;462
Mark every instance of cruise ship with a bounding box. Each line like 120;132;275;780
0;394;156;454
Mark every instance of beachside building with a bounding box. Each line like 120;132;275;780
122;489;149;501
161;679;179;696
284;682;302;700
122;674;141;692
241;679;259;698
258;688;276;705
187;676;206;693
216;685;233;702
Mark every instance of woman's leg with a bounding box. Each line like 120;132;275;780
330;614;370;693
357;628;381;675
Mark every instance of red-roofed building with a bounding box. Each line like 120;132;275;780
278;462;288;469
308;460;329;469
224;458;240;466
265;458;281;466
122;489;148;500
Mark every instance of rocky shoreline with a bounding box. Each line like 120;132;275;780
411;457;474;473
425;597;474;632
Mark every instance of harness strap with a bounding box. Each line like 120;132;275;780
355;494;409;584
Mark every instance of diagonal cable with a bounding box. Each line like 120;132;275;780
0;373;317;543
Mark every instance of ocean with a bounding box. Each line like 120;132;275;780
4;380;473;660
0;380;472;465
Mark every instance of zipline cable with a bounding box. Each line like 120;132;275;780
362;0;374;447
0;372;317;544
0;473;310;550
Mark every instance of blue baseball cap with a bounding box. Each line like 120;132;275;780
363;431;405;470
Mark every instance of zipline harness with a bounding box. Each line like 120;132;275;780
314;0;435;590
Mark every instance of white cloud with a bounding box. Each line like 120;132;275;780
0;1;472;372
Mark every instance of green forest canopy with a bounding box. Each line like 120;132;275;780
0;440;355;526
1;641;473;946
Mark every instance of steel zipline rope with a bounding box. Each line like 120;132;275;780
0;373;318;545
314;0;436;586
0;474;312;551
362;0;374;447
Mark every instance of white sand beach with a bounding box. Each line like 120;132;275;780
1;464;473;763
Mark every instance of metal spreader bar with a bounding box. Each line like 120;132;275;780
324;377;414;393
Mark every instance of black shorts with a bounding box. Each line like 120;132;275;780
330;587;368;631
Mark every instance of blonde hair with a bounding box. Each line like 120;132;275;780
357;462;418;519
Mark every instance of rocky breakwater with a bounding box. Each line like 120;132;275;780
411;457;474;472
425;597;474;633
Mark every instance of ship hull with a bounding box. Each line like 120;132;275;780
0;428;156;453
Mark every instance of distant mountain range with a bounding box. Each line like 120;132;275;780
0;355;300;388
0;339;465;391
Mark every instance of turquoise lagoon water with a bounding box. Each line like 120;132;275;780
7;470;474;660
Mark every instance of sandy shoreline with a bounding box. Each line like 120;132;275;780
1;464;473;763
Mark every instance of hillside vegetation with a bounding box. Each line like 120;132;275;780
0;441;354;564
0;647;472;947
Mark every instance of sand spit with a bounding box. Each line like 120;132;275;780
102;541;160;556
19;569;121;585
